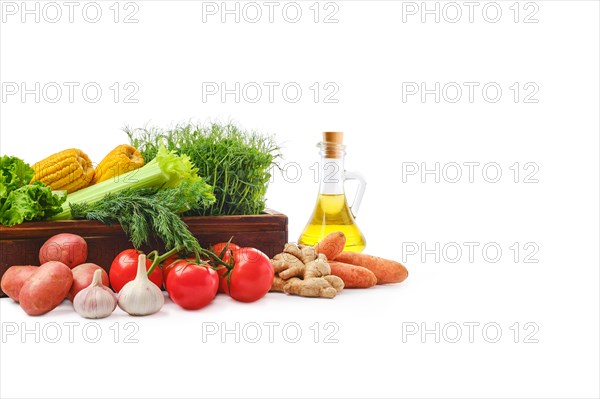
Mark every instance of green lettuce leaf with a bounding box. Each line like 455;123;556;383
0;155;34;206
0;181;66;226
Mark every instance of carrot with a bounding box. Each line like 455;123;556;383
334;252;408;285
314;231;346;260
329;261;377;288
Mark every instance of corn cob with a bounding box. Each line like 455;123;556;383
92;144;144;184
31;149;94;193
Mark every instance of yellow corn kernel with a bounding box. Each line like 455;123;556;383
93;144;144;184
31;149;94;193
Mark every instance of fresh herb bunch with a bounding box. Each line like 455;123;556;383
126;122;280;216
70;181;214;252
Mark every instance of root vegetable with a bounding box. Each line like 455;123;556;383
117;254;164;316
39;233;87;268
271;243;344;298
329;261;377;288
314;231;346;260
73;269;117;319
334;252;408;285
19;261;73;316
0;266;39;302
68;263;109;301
281;276;344;299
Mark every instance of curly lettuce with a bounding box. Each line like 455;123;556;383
0;182;66;226
0;155;34;199
0;155;66;226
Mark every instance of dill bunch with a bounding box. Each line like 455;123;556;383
70;181;214;252
126;122;280;216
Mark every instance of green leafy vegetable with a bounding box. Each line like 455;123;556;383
126;122;280;216
0;155;34;197
0;156;66;226
0;181;66;226
70;180;214;252
52;146;215;220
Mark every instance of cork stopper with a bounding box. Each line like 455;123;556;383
322;132;344;158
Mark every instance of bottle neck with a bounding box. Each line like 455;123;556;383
319;156;345;195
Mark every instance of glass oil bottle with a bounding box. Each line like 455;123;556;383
298;132;367;252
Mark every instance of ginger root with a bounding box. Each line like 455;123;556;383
271;243;344;299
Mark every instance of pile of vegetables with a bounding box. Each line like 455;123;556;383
126;121;280;216
1;233;275;317
2;143;216;252
0;232;171;317
1;229;409;317
0;124;412;317
271;231;409;298
57;145;215;252
2;121;279;254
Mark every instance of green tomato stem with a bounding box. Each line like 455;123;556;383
147;247;181;276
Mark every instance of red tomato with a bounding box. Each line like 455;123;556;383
162;261;177;290
210;242;240;293
223;247;274;303
211;242;240;256
162;254;181;267
166;260;219;310
160;253;187;289
109;249;163;293
162;257;198;289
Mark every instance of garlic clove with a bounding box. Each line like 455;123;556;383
117;254;164;316
73;269;117;319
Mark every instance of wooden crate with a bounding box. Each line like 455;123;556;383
0;209;287;297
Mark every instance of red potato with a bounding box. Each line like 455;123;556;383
0;266;39;302
39;233;87;269
68;263;110;301
19;261;73;316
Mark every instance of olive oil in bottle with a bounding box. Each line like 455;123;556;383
298;132;366;252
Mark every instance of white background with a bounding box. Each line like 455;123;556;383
0;1;599;398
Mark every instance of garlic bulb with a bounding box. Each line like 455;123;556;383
118;254;164;316
73;269;117;319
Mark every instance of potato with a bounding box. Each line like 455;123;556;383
19;261;73;316
68;263;110;301
39;233;87;268
0;266;39;302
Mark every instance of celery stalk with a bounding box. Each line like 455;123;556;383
51;146;213;220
